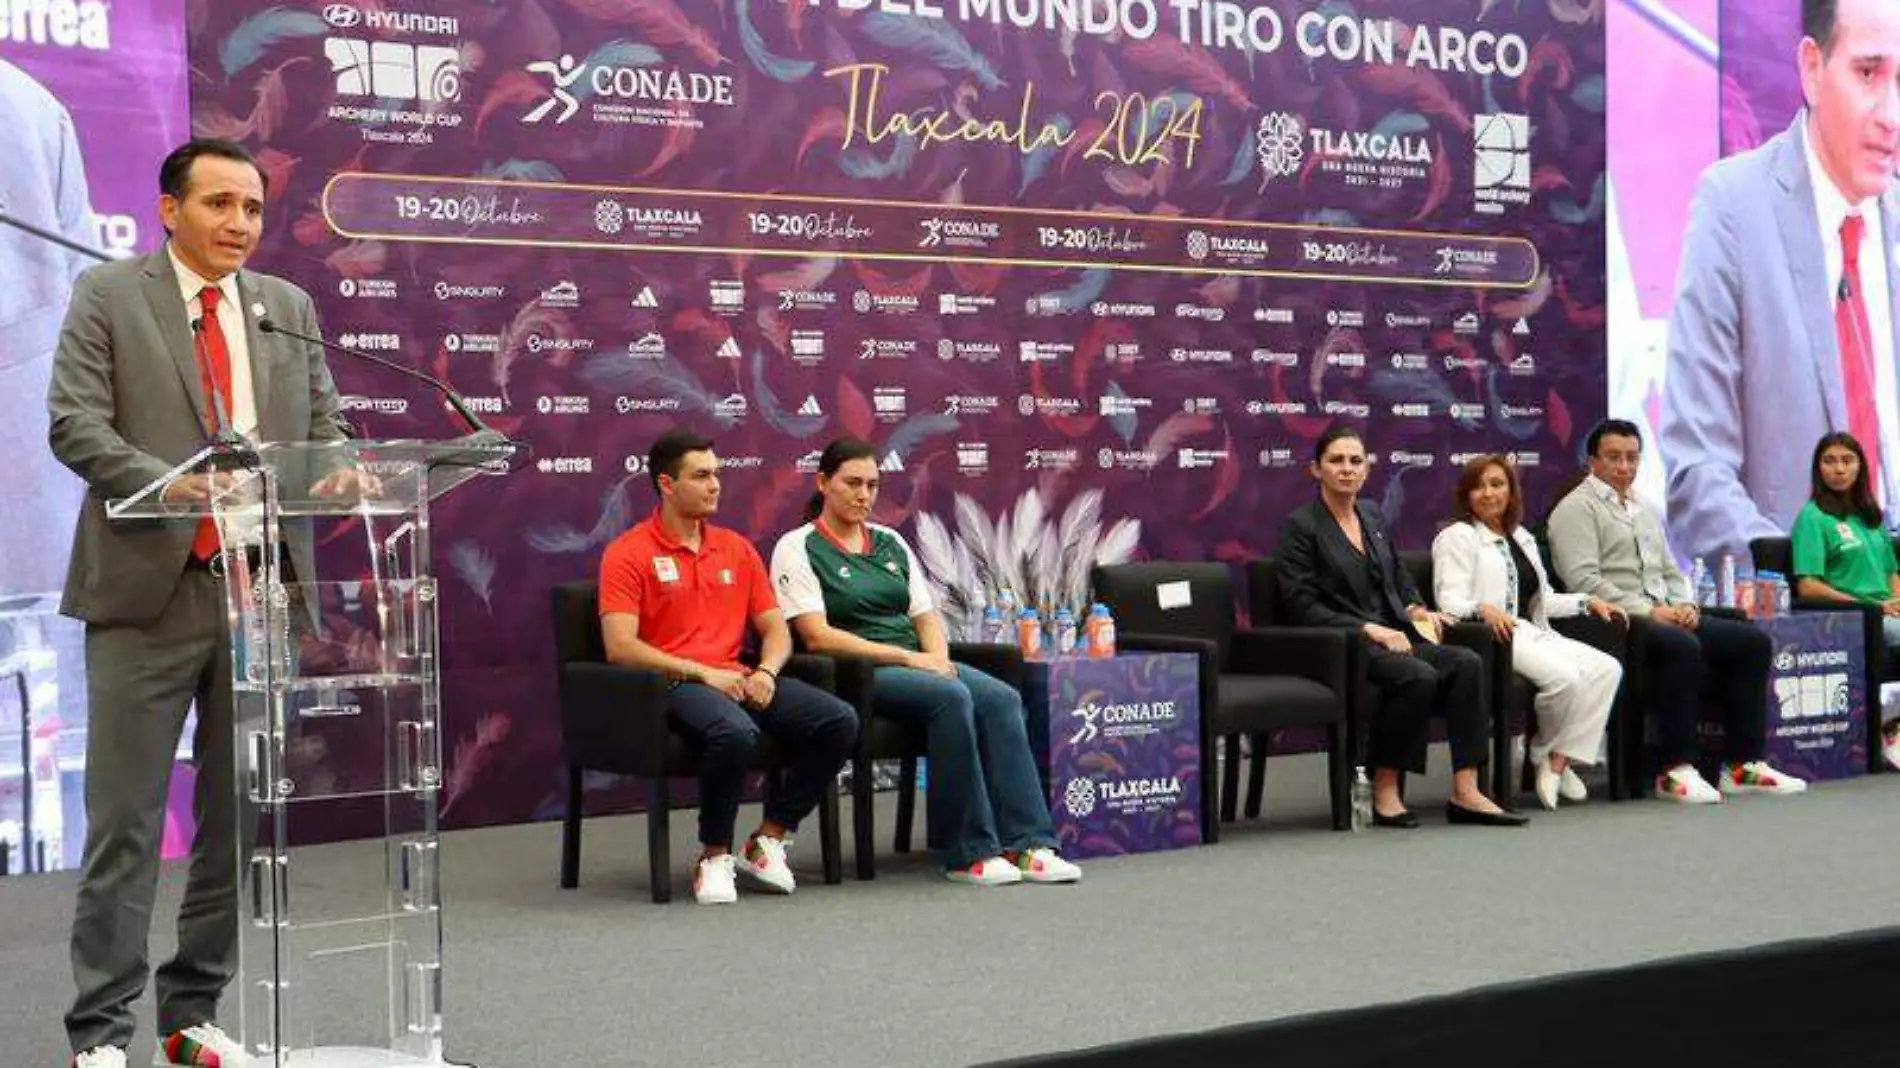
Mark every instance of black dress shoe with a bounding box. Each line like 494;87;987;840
1445;802;1530;827
1372;809;1420;829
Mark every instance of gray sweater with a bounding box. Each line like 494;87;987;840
1546;476;1692;617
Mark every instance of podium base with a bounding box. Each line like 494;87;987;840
266;1048;470;1068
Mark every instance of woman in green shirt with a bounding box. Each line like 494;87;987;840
1789;432;1900;767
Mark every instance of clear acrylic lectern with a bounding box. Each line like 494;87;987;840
109;436;513;1068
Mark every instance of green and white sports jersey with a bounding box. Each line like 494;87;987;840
770;520;936;651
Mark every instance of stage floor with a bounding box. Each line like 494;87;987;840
3;751;1894;1068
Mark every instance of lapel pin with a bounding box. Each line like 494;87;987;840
251;302;267;319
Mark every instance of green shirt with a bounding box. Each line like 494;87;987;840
769;521;935;651
1790;501;1897;603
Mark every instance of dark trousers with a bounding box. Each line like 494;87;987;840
1642;615;1770;766
1364;642;1488;774
666;677;857;848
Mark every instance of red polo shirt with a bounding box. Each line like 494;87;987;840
598;512;774;671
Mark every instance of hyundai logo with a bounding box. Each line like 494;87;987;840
322;3;362;28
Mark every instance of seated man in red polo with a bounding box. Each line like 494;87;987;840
598;428;858;904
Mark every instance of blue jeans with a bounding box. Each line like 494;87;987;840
666;677;857;848
872;664;1054;869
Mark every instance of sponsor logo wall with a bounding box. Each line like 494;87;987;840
191;0;1607;829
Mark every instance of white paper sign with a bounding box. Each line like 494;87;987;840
1156;580;1192;610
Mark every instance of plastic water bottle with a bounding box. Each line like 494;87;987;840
1774;573;1792;615
1734;562;1757;617
1718;553;1737;608
1085;604;1116;658
1053;607;1078;658
1351;766;1373;832
1017;609;1043;660
1691;557;1713;607
981;604;1004;645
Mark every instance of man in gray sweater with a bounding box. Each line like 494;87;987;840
1548;420;1806;804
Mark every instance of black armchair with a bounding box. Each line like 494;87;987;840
822;642;1026;880
1092;561;1351;840
550;581;844;902
1752;535;1897;775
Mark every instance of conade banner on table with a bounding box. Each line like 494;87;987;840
189;0;1607;829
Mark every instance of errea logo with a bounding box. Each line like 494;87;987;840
3;0;110;49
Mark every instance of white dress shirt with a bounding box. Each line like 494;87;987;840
1802;118;1899;512
167;244;258;439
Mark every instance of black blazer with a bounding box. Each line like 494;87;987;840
1275;499;1424;632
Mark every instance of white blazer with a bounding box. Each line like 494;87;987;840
1431;520;1588;630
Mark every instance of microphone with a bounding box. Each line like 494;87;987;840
1840;274;1852;302
257;316;512;455
189;317;261;472
0;207;113;263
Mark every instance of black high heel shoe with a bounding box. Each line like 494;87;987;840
1445;801;1529;827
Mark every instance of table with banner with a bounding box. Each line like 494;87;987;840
1754;613;1868;781
1021;652;1201;860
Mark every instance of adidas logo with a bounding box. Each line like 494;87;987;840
631;287;658;308
1512;318;1530;336
797;395;823;417
715;338;742;359
879;451;904;473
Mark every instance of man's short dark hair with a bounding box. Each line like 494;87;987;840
1586;418;1643;458
1806;0;1839;55
647;428;714;494
159;139;266;201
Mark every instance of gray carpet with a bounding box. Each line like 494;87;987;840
3;751;1895;1068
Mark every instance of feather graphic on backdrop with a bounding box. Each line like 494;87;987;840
1546;386;1575;447
1100;381;1138;444
750;348;828;439
1551;173;1606;224
1354;64;1471;132
1555;274;1605;330
948;260;1006;293
1121;37;1252;111
1489;270;1553;321
1189;427;1240;521
1018;113;1072;195
1223;126;1258;187
737;0;814;81
254;149;298;203
1379;462;1420;523
1521;38;1576;104
1484;366;1544;441
637;102;698;177
1365;368;1484;429
757;255;838;294
440;713;513;820
860;13;1004;89
852;260;934;299
477;159;565;182
1265;363;1333;439
1551;0;1606;24
524;477;637;554
1411;135;1452;221
219;5;327;81
796;108;849;167
448;541;497;613
884;411;960;462
835;377;875;440
576;350;736;426
324;241;386;279
496;304;572;403
839;132;920;180
558;0;728;65
1032;268;1111;317
1142;411;1214;462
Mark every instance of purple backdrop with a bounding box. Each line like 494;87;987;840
1718;0;1801;155
187;0;1608;830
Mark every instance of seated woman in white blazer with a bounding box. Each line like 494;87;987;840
1432;455;1627;810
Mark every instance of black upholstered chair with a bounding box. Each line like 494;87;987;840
550;581;844;902
821;642;1026;880
1091;561;1351;840
1752;534;1899;775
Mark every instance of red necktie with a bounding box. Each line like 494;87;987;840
1837;214;1883;500
190;285;235;561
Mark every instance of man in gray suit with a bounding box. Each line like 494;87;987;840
1661;0;1900;565
48;139;355;1068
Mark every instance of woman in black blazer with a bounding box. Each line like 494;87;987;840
1275;427;1526;828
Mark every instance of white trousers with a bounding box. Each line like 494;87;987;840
1512;623;1622;765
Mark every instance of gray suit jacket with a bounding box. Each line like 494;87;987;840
47;247;347;626
1660;114;1900;565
